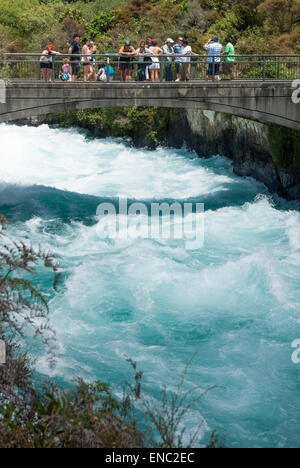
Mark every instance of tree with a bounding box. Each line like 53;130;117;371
258;0;300;32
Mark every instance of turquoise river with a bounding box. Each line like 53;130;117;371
0;123;300;448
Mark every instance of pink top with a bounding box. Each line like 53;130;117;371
62;64;70;74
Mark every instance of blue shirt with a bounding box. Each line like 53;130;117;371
173;43;184;62
205;42;223;63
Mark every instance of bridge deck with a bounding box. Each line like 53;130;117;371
1;80;299;131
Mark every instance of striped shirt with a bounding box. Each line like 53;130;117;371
205;42;222;63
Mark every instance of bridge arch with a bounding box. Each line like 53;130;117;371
0;81;299;130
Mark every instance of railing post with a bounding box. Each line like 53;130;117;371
277;56;280;80
160;56;163;82
52;54;55;82
212;56;215;82
107;56;109;82
262;55;266;81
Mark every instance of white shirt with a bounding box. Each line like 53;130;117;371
182;46;192;63
136;48;152;63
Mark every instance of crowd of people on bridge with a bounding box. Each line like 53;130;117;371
40;34;235;83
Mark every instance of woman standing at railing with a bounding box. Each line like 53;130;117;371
119;41;136;82
40;45;61;82
82;39;93;82
89;41;97;82
136;41;153;82
149;40;163;82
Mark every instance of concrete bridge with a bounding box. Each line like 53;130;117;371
0;80;299;130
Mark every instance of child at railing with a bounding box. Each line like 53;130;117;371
97;63;107;81
96;62;114;82
59;59;71;82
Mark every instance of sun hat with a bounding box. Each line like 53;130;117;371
166;38;175;43
125;40;131;45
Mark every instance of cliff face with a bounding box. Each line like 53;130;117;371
162;110;300;200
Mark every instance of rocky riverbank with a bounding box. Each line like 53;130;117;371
25;107;300;200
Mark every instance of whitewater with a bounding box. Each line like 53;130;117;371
1;123;300;448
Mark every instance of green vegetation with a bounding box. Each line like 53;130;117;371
49;107;177;147
0;0;299;54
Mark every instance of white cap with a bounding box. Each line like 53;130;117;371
166;38;174;43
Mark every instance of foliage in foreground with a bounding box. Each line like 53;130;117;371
0;215;223;448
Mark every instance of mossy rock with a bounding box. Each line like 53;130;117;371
268;124;300;169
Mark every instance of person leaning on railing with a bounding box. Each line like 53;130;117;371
118;41;136;82
178;40;196;82
40;45;61;83
136;41;153;82
149;40;163;82
82;38;93;82
162;38;175;82
173;37;184;82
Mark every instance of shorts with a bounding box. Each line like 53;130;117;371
40;62;52;69
82;62;91;67
119;63;132;71
207;63;220;76
223;62;235;74
71;62;81;77
149;62;160;70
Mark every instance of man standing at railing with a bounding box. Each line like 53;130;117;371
173;37;184;82
204;36;223;82
222;37;235;80
162;39;175;82
68;34;81;82
179;40;193;82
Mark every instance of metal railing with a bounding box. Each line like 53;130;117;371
0;53;299;82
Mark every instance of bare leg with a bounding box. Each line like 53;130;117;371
48;69;53;82
42;69;47;82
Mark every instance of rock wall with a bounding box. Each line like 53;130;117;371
164;109;300;200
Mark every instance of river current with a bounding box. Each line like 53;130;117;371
1;123;300;448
